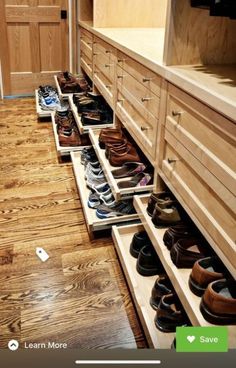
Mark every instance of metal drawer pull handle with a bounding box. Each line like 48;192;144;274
117;99;125;103
141;97;152;102
93;52;99;56
87;63;92;66
172;110;184;117
117;75;124;79
87;42;92;45
105;64;113;68
105;50;111;54
105;85;112;88
141;126;149;131
143;77;153;82
118;59;126;63
167;158;178;164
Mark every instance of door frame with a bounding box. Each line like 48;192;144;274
0;0;77;97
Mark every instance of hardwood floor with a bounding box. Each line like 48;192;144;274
0;98;147;349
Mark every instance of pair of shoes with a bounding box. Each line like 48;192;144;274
86;168;106;188
154;293;190;332
57;72;90;93
112;162;146;178
88;188;114;209
150;275;190;332
188;256;236;324
55;108;81;146
38;85;61;110
99;128;124;149
117;172;153;189
81;147;98;165
81;110;113;126
96;199;136;219
147;192;182;228
130;231;164;276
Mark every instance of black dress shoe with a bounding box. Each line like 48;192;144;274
130;231;152;258
150;275;173;310
136;244;164;276
154;294;190;332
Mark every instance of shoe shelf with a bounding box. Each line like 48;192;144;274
68;96;114;135
133;194;236;348
54;75;74;99
51;112;90;157
89;129;154;202
71;151;139;233
35;90;52;118
112;223;175;348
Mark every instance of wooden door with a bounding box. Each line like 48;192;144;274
0;0;69;95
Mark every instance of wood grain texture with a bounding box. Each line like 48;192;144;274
165;0;236;65
0;98;147;349
93;0;167;28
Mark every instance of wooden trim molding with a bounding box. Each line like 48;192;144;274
0;0;11;95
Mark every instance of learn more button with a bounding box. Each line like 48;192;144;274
176;326;228;352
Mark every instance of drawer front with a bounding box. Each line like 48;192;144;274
80;39;92;61
117;65;160;119
117;50;161;97
80;28;93;44
94;71;114;108
94;36;116;60
166;83;236;197
116;89;158;161
80;54;93;79
94;52;115;83
161;131;236;271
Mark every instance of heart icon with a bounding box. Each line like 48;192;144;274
187;335;195;343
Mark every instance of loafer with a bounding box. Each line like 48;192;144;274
129;231;152;258
200;279;236;325
147;191;174;217
58;129;81;147
189;256;226;296
155;293;190;332
150;275;173;310
151;202;182;228
111;162;146;179
136;244;164;276
163;222;201;250
170;238;211;269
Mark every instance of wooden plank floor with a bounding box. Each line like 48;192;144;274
0;98;147;349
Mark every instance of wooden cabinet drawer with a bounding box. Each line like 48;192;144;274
80;28;93;44
94;71;114;108
166;83;236;197
94;52;115;83
80;38;92;61
94;36;116;60
161;130;236;275
116;89;158;162
80;54;93;79
117;50;161;97
117;65;160;119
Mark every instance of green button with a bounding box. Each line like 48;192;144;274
176;326;228;352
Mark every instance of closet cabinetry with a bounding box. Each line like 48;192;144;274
77;0;236;348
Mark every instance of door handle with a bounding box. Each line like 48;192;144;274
61;10;67;19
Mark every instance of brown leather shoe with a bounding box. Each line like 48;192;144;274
99;128;124;148
200;279;236;325
170;238;211;268
163;223;201;250
189;256;226;296
147;191;175;217
59;129;81;147
108;145;141;167
151;201;181;228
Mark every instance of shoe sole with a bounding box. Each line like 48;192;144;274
188;275;206;297
154;316;178;333
136;262;159;277
200;299;236;325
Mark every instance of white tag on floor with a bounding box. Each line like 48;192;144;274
36;247;49;262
